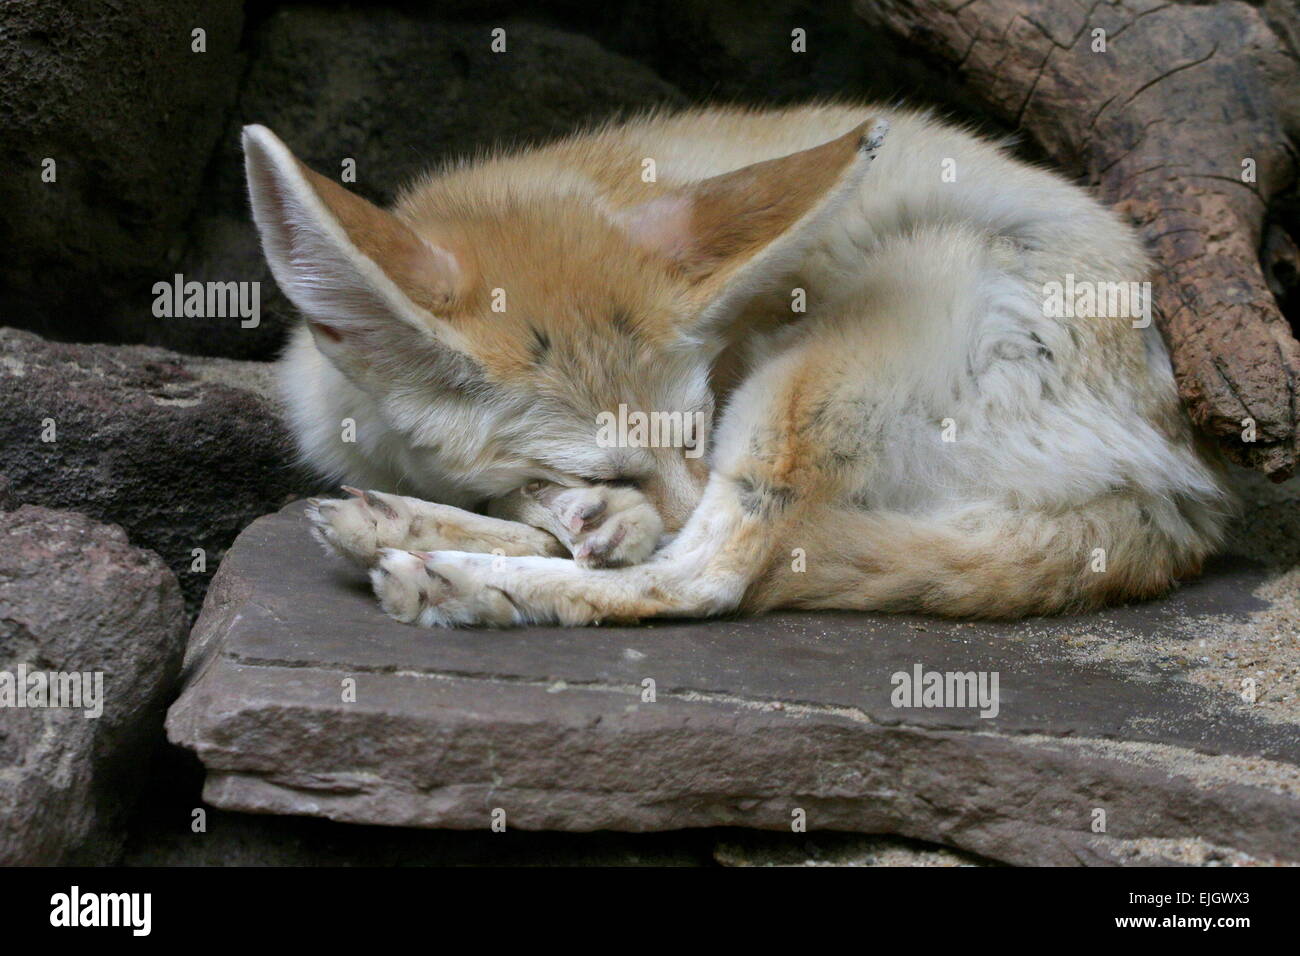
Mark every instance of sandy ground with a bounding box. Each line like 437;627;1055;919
1058;467;1300;725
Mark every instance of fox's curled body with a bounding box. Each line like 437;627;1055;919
246;103;1230;627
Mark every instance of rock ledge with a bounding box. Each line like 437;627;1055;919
168;502;1300;866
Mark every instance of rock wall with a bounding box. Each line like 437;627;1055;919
0;0;244;343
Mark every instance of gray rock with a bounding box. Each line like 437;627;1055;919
0;0;244;342
168;501;1300;866
0;506;187;865
176;8;686;359
0;327;310;617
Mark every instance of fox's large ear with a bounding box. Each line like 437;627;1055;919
242;124;474;385
612;118;889;347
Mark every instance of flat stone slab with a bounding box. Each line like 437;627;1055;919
167;501;1300;866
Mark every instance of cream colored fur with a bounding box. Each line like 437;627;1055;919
244;103;1231;627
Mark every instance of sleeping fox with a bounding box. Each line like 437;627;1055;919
242;103;1230;628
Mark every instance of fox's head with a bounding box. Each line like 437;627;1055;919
243;117;886;530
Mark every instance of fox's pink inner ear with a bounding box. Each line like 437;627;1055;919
612;194;696;267
292;159;464;314
610;117;888;292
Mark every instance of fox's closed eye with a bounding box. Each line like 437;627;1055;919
581;475;639;488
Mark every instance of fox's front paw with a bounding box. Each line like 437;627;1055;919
545;485;663;568
370;549;519;627
308;487;420;567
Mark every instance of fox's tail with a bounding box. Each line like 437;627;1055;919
767;495;1230;618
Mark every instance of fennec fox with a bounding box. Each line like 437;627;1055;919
243;103;1230;628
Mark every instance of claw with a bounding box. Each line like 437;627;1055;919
341;485;365;499
575;524;627;567
568;498;607;533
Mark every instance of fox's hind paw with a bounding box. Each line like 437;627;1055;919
370;548;520;627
